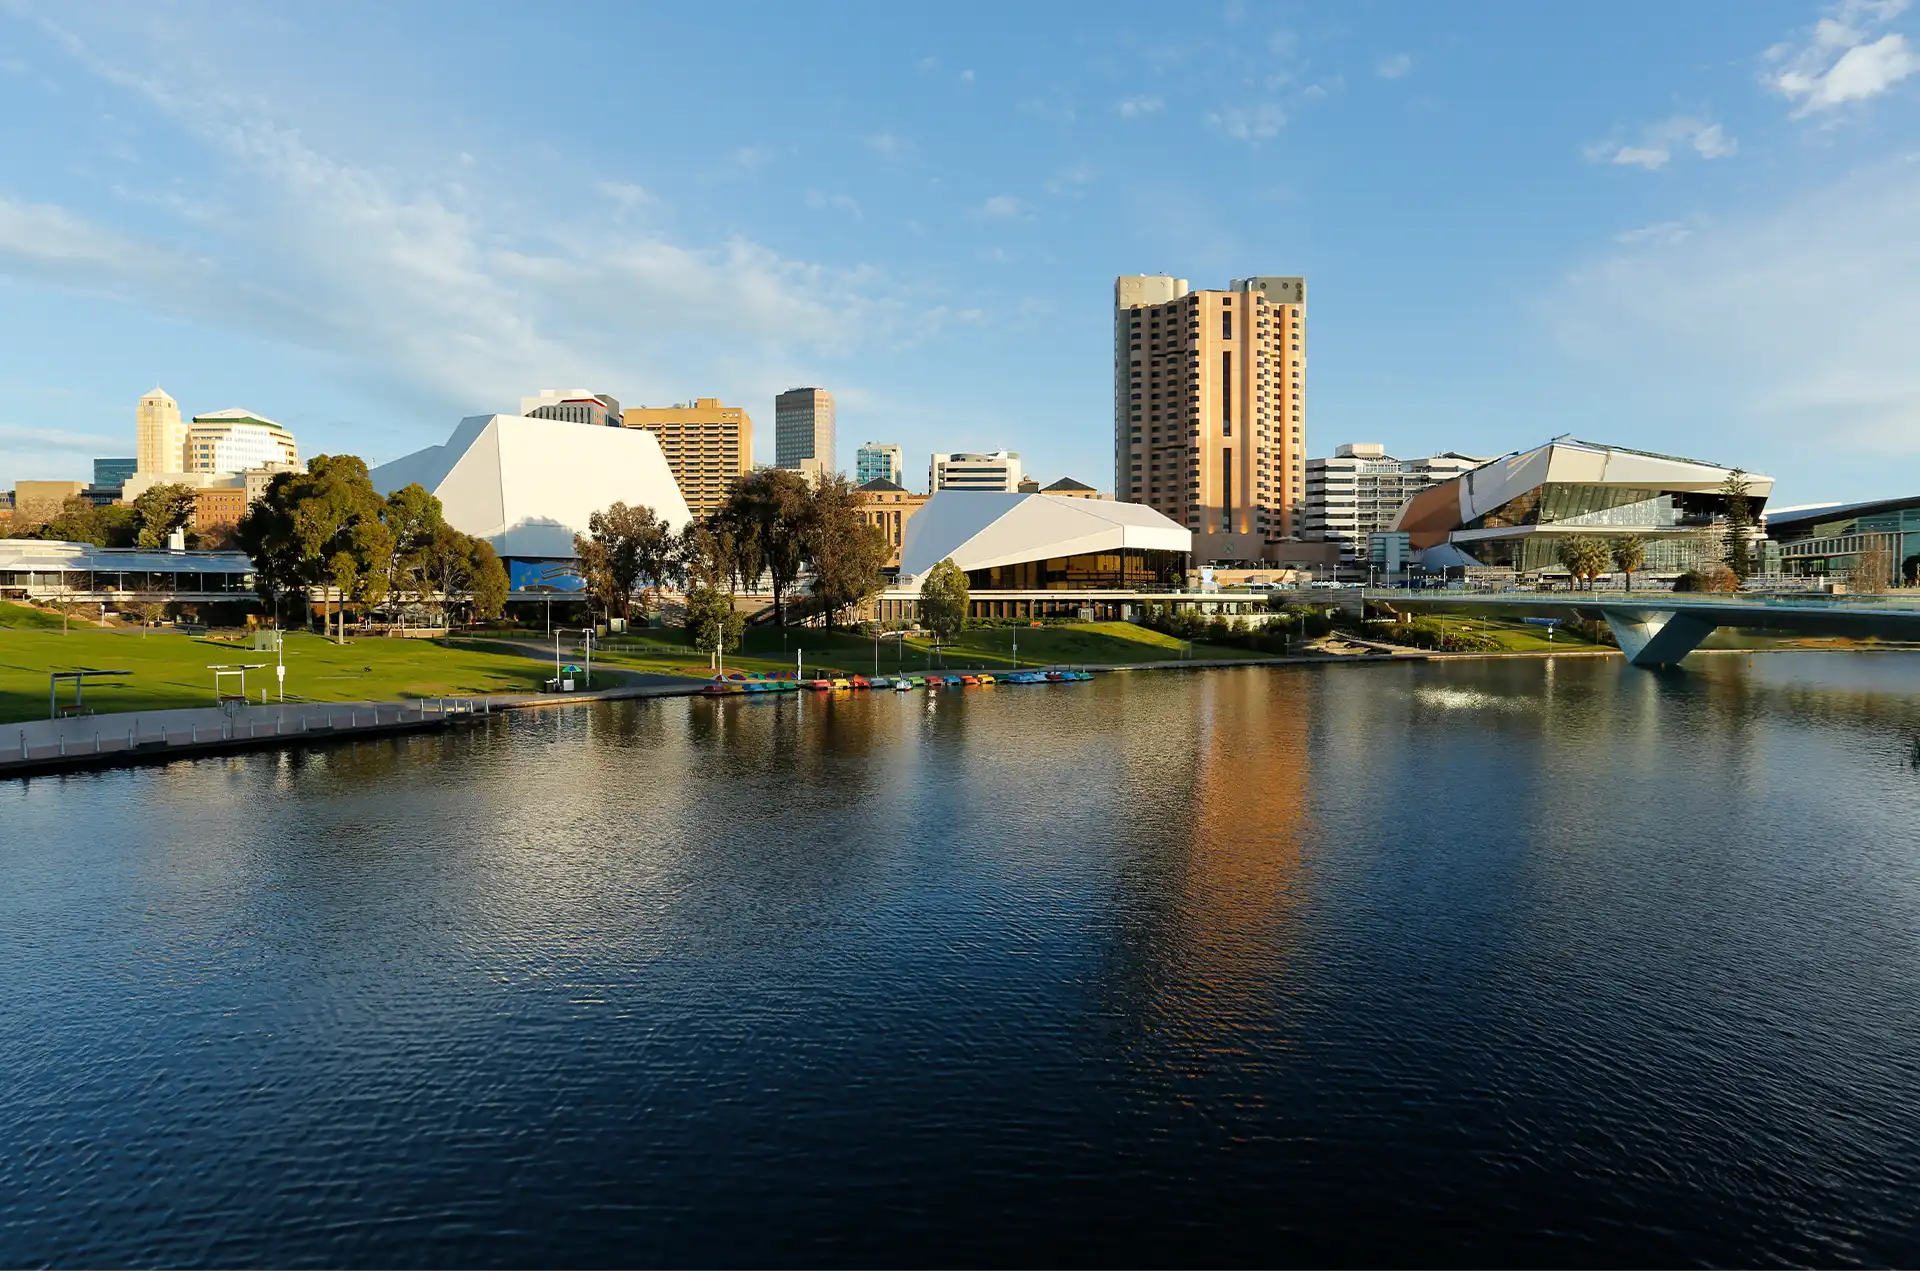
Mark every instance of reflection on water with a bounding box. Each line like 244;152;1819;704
2;654;1919;1267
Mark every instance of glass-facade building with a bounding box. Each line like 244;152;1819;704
855;443;903;487
967;548;1187;591
1768;496;1920;587
1395;438;1773;577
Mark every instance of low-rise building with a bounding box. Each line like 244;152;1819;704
1767;495;1920;588
1040;477;1099;500
1394;437;1774;576
930;451;1022;493
11;480;87;526
522;389;622;428
854;477;928;567
192;488;250;548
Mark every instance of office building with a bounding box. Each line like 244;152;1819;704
774;387;835;474
522;389;622;428
1306;444;1487;565
93;458;137;490
1395;437;1774;575
930;451;1022;493
184;410;301;474
855;442;903;487
1041;477;1099;500
136;387;187;474
369;413;691;571
622;397;753;521
1114;274;1308;562
853;477;928;568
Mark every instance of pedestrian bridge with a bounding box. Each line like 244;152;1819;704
1362;591;1920;667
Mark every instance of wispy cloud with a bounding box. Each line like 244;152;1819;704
1376;53;1413;79
977;195;1025;219
1766;0;1918;115
805;190;861;218
1044;162;1096;196
1115;94;1164;118
1553;156;1920;461
730;145;776;172
865;131;910;159
0;422;123;450
1207;103;1285;141
1585;115;1737;170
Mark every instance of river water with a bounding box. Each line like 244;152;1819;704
3;654;1919;1267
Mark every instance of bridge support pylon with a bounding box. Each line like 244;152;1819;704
1600;609;1719;668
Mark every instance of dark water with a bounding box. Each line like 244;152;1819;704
4;654;1920;1267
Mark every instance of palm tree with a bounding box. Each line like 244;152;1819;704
1612;535;1646;592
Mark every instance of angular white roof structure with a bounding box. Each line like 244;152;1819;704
369;415;692;559
899;491;1190;579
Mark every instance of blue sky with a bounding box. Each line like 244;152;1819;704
2;0;1917;505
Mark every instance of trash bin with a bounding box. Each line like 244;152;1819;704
561;678;575;692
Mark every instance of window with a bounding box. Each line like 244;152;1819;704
1222;307;1233;340
1222;447;1233;525
1221;353;1232;434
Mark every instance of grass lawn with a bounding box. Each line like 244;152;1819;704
590;620;1252;679
0;623;569;723
1441;619;1613;652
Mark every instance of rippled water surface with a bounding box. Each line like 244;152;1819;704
5;654;1920;1266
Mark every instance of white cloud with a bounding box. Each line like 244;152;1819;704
1585;115;1738;170
1376;53;1412;79
1045;162;1095;195
1115;94;1164;118
1768;0;1918;115
959;69;975;84
1207;103;1285;141
1552;156;1920;462
731;145;775;172
596;180;654;211
0;422;123;449
804;190;861;218
866;131;910;159
0;17;924;432
978;195;1025;218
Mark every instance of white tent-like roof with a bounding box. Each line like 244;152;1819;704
369;415;692;559
899;491;1190;579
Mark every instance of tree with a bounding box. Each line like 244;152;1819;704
715;468;812;625
802;474;890;628
1850;544;1894;593
1611;534;1647;592
1720;469;1756;579
919;557;970;647
414;524;479;626
132;483;199;549
680;522;736;594
573;501;675;624
235;455;385;638
685;584;744;665
1556;536;1612;589
470;540;508;624
375;484;445;617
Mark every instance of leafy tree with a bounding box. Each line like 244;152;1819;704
715;468;812;625
1555;536;1612;589
235;456;385;637
375;484;445;611
573;501;675;624
685;584;745;661
1611;534;1647;591
470;540;508;623
919;557;970;644
131;483;198;549
414;524;479;626
802;474;890;628
1720;469;1756;579
679;522;736;594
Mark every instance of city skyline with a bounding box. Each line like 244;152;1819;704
2;1;1918;504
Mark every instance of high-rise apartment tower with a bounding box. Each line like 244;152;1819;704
1114;275;1307;556
136;387;186;473
775;387;835;475
1305;444;1487;565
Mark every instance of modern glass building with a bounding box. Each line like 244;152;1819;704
1767;496;1920;587
855;443;903;487
898;490;1190;596
1394;437;1773;576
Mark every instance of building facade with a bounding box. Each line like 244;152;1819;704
184;410;300;474
1767;496;1920;587
930;451;1022;492
191;487;250;548
622;397;753;521
521;389;622;428
93;458;137;490
11;481;87;525
1306;444;1486;566
853;477;928;568
774;387;835;474
136;387;186;474
855;442;903;487
1114;274;1308;556
1394;437;1774;576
